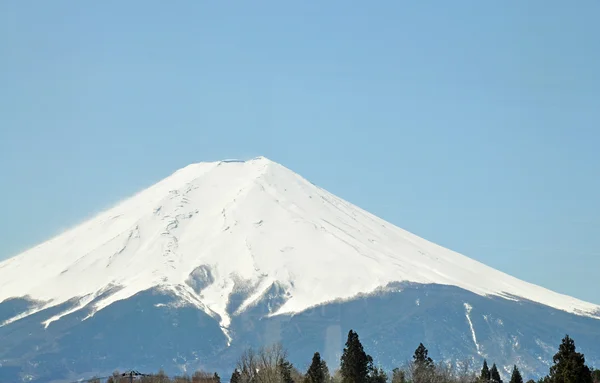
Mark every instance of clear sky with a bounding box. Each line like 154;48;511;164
1;1;599;304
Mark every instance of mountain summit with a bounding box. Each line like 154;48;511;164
1;157;598;327
1;157;599;382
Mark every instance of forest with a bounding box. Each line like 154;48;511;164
98;332;600;383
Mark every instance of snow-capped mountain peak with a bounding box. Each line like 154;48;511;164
0;156;598;334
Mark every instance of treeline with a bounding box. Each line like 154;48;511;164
100;331;600;383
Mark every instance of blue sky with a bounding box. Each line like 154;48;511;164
1;1;599;304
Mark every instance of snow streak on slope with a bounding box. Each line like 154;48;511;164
463;303;481;355
0;156;599;332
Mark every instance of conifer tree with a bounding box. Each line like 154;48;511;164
412;343;434;383
230;369;241;383
279;358;295;383
480;360;491;382
490;363;502;383
305;352;329;383
509;366;523;383
413;343;434;368
548;335;592;383
340;330;372;383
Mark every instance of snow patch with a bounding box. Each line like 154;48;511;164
463;303;481;355
42;294;97;328
0;303;48;327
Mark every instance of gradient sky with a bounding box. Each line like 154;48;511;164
1;1;599;304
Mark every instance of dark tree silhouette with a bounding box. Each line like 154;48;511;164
340;330;372;383
305;352;329;383
490;363;502;383
509;365;523;383
480;360;491;382
548;335;592;383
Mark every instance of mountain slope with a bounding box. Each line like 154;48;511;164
0;157;599;382
1;157;598;329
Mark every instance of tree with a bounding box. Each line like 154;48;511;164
391;369;407;383
192;371;221;383
592;369;600;383
331;369;344;383
230;370;242;383
412;343;434;383
155;370;170;383
548;335;592;383
278;358;295;383
340;330;372;383
107;371;126;383
306;352;329;383
490;364;503;383
509;366;523;383
237;348;258;383
367;366;387;383
236;343;292;383
480;360;491;382
413;343;434;368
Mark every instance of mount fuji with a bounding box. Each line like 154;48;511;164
1;157;599;382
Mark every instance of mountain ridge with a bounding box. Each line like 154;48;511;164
0;159;599;382
0;156;598;338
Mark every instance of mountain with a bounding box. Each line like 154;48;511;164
0;157;598;382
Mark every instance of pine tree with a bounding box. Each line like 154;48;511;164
340;330;372;383
490;363;503;383
412;343;434;383
548;335;593;383
413;343;434;368
480;360;491;382
509;366;523;383
306;352;329;383
230;369;241;383
214;372;221;383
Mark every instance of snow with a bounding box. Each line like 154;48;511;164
463;303;481;355
42;293;97;328
1;156;599;333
